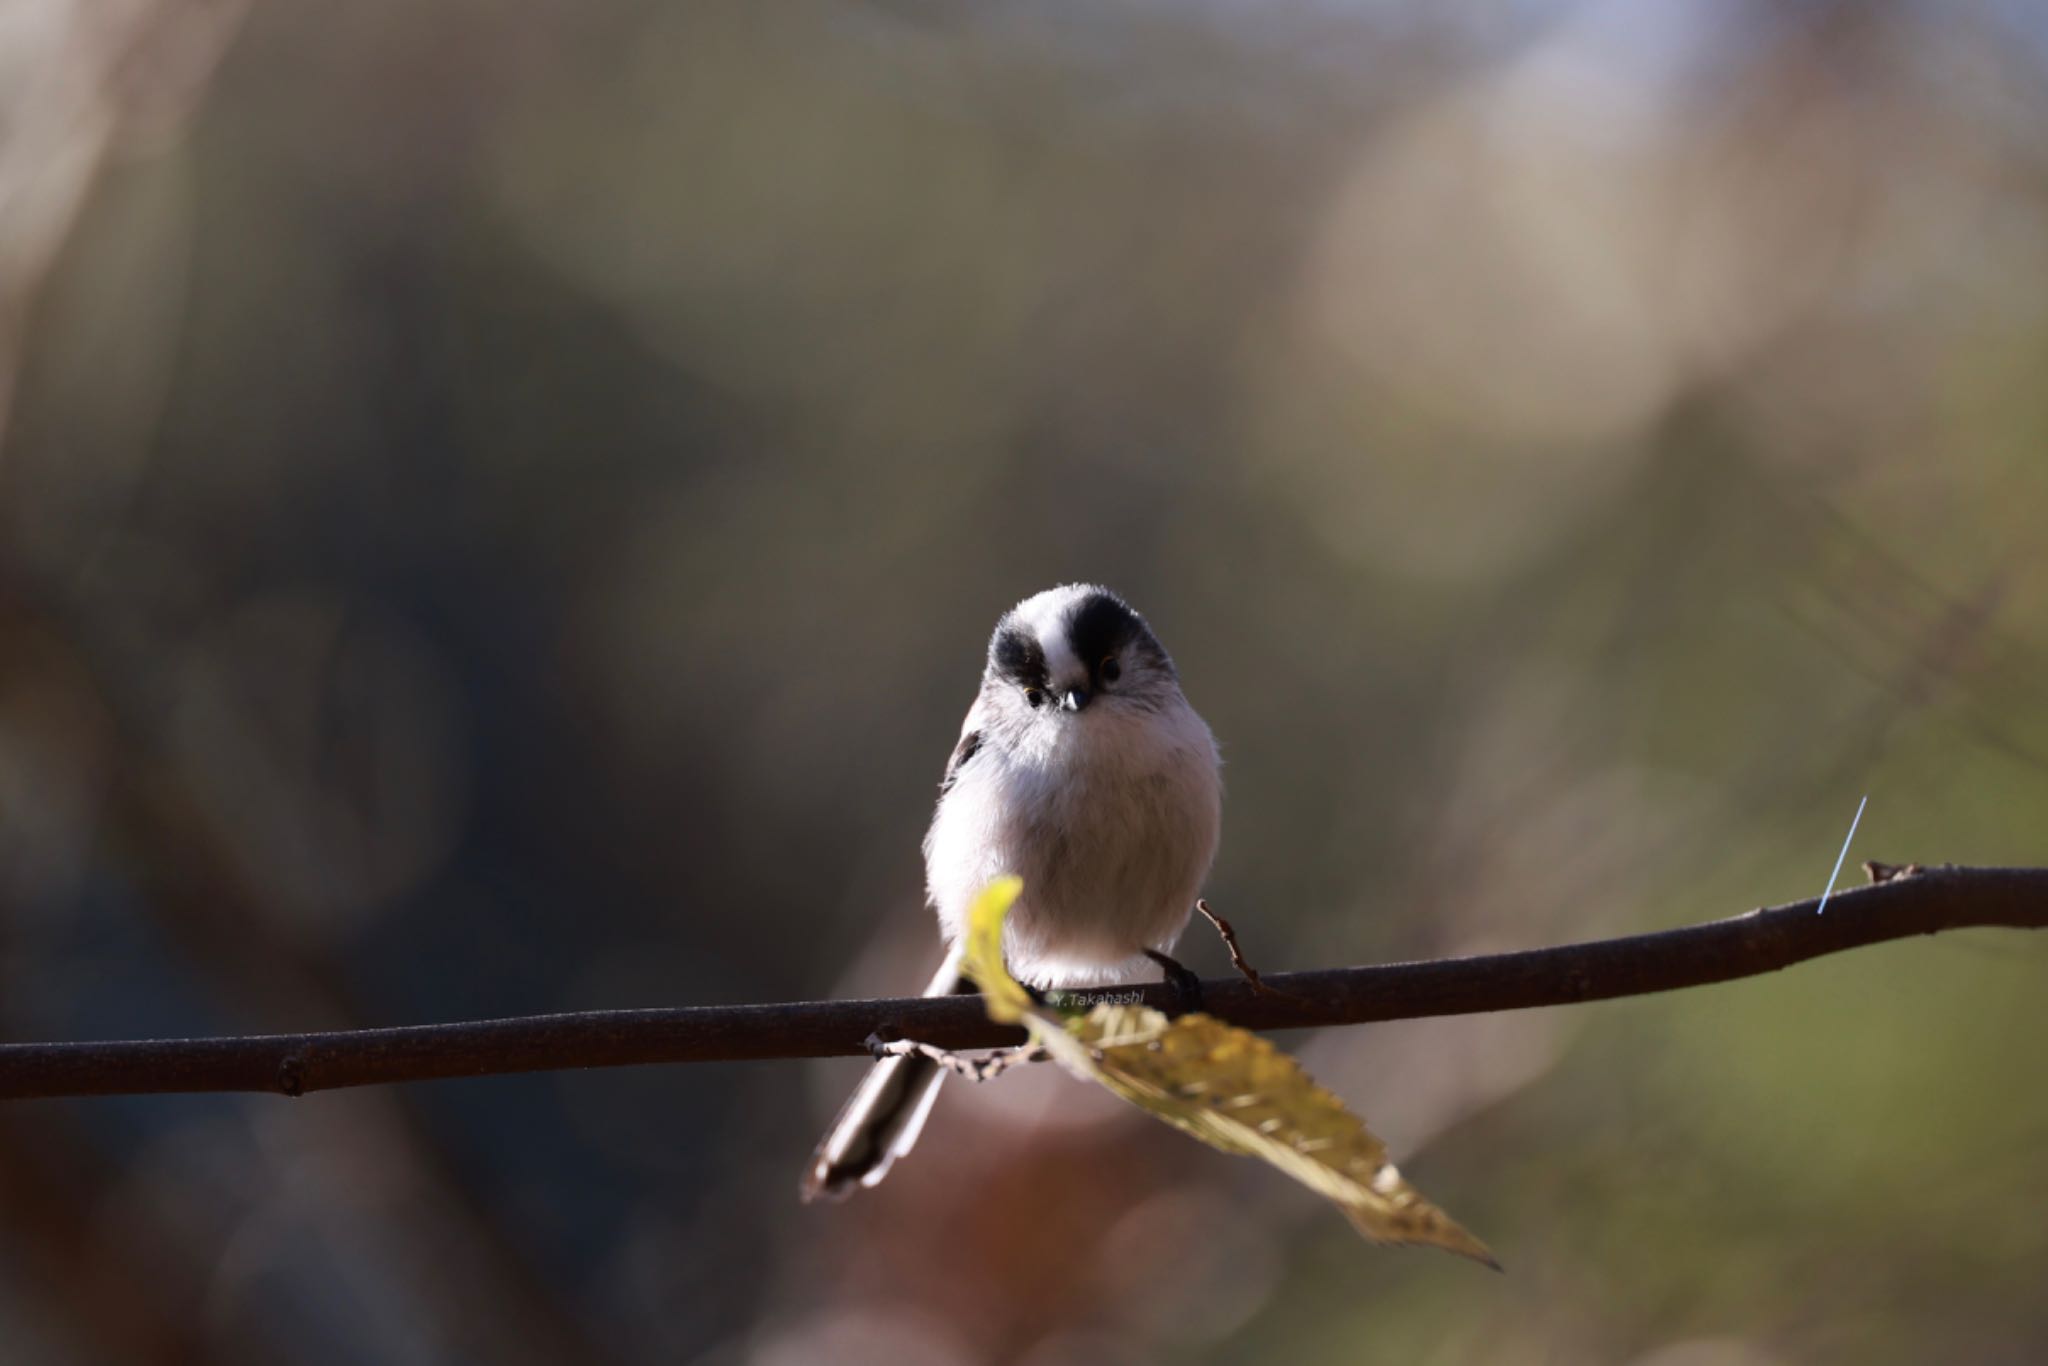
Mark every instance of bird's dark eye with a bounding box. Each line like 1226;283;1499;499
1023;686;1045;708
1099;656;1121;683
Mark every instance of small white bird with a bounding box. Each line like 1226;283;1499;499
803;584;1223;1200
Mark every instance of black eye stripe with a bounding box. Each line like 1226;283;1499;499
1064;592;1141;666
990;624;1048;688
1065;591;1176;686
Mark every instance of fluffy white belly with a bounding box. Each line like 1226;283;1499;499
925;708;1221;988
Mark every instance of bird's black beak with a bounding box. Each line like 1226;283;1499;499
1060;688;1091;712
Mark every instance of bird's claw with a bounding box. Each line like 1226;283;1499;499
1143;949;1205;1016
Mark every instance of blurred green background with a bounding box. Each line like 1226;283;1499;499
4;0;2048;1362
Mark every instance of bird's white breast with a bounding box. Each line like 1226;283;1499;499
924;696;1221;987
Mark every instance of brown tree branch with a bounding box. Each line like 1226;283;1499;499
1;862;2041;1101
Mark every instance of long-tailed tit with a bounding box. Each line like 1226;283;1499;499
803;584;1223;1200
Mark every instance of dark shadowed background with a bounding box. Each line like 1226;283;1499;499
5;1;2048;1362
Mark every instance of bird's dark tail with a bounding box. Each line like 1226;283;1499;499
801;957;970;1202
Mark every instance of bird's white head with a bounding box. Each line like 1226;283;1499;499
983;584;1181;719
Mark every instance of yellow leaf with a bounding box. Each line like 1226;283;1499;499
959;875;1031;1024
959;877;1496;1266
1069;1005;1497;1265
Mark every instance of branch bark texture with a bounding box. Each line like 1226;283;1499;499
2;863;2040;1100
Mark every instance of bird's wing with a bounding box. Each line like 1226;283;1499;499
938;700;985;795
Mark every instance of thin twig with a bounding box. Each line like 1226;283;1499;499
1195;898;1302;1001
869;1034;1047;1082
0;862;2041;1100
